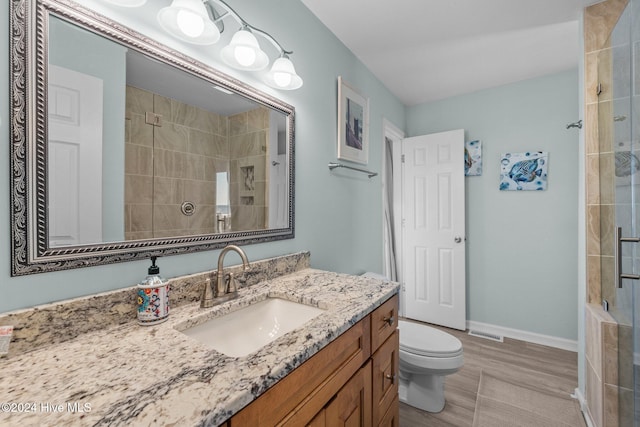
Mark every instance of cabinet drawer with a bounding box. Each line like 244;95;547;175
372;330;399;424
371;295;398;352
230;317;371;426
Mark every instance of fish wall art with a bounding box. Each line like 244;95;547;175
465;140;482;176
499;151;548;191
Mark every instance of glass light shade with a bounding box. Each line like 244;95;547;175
264;57;303;90
102;0;147;6
157;0;220;45
221;29;269;71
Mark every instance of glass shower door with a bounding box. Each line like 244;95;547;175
601;1;638;424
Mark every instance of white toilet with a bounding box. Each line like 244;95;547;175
398;320;464;413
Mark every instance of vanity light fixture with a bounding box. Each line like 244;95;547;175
264;54;303;90
220;25;269;71
157;0;221;45
105;0;303;90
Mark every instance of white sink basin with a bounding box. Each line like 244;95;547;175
181;298;325;357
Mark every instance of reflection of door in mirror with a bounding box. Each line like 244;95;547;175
48;66;103;246
48;16;127;247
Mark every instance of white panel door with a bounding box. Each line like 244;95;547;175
48;65;103;246
402;129;466;330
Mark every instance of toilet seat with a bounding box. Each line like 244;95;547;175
399;320;463;358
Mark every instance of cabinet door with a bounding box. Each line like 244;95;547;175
377;396;399;427
372;330;399;424
325;361;372;427
307;409;325;427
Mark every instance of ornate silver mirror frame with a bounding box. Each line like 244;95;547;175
9;0;295;276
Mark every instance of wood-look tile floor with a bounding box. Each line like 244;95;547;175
399;321;582;427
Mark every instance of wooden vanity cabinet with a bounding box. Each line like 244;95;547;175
227;294;399;427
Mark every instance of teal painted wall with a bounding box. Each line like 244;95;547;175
0;0;405;313
406;69;580;340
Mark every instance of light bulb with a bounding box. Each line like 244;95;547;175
273;72;292;88
176;9;205;38
234;46;257;67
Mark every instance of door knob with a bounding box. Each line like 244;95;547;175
455;237;462;243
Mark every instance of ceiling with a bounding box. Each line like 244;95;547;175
301;0;604;106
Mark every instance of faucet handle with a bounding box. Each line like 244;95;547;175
200;278;214;308
226;272;238;293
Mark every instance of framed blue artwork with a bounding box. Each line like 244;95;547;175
499;151;548;191
465;140;482;176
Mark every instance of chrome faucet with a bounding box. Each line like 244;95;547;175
201;245;250;308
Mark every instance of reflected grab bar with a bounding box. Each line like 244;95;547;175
328;162;377;178
615;227;640;288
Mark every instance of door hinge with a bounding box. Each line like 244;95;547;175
401;282;406;292
401;154;405;163
401;218;406;227
145;112;163;127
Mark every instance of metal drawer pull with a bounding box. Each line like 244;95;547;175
385;373;397;384
383;315;394;326
615;227;640;288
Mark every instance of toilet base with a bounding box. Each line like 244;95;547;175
399;373;446;413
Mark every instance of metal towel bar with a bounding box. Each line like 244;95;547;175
328;162;377;178
615;227;640;288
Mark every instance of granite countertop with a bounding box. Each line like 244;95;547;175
0;268;398;426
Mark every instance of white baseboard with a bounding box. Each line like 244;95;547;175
466;320;578;352
572;387;595;427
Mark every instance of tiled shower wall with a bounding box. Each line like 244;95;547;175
124;86;269;238
584;1;630;426
229;108;269;231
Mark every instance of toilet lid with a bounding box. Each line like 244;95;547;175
399;320;463;357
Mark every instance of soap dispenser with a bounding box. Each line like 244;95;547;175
137;256;170;325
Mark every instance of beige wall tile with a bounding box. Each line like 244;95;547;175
153;177;183;205
153;93;171;121
153;204;188;233
184;180;215;205
125;175;153;204
247;107;269;132
129;114;153;147
154;148;187;179
588;255;602;304
586;358;604;427
229;112;248;136
586;305;603;369
130;204;153;232
154;123;189;152
587;154;601;205
586;103;599;154
587;205;601;256
618;324;633;390
597;48;613;103
603;322;618;385
188;205;216;231
125;144;153;176
586;51;600;105
599;100;613;154
599;153;615;205
585;0;630;53
604;384;619;427
599;204;615;256
126;86;153;116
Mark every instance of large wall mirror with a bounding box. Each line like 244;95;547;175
10;0;295;275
